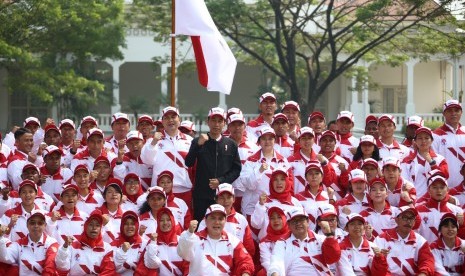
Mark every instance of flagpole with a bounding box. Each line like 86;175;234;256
170;0;176;107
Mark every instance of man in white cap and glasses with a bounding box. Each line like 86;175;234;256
141;106;194;208
268;207;341;276
432;99;465;188
374;206;435;276
178;204;255;275
186;107;241;223
246;92;278;143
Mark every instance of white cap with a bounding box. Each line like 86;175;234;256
359;135;376;145
346;213;366;225
227;114;245;125
349;169;367;183
337;111;354;123
126;131;144;142
23;117;41;127
443;99;462;112
42;145;63;158
111;112;129;125
286;207;308;221
216;183;235;196
87;128;104;139
161;106;180;117
406;115;424;128
378;114;396;126
298;127;315;138
281;101;300;112
208;107;226;119
427;169;448;187
318;204;337;218
259;92;276;103
382;156;401;169
179;120;196;131
227;107;242;116
59;119;76;129
258;127;276;139
271;113;289;125
80;116;98;127
205;204;227;217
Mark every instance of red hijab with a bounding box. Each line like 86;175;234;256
156;207;178;245
115;210;143;246
123;174;144;203
79;210;104;248
263;206;290;242
269;169;293;204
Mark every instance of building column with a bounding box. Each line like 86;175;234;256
110;61;123;114
161;64;169;113
350;77;364;129
219;93;227;110
453;57;460;99
405;59;418;117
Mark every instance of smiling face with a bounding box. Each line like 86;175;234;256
206;212;226;239
216;193;234;210
440;220;458;240
269;211;284;231
382;165;400;184
104;186;122;205
298;134;314;151
16;133;33;153
123;217;137;238
364;122;378;139
61;189;78;210
159;213;172;233
282;108;299;126
137;121;154;137
162;113;180;136
369;182;387;203
259;134;275;152
272;173;287;193
289;216;309;240
74;170;90;190
44;130;61;146
21;167;40;184
148;193;166;211
378;120;395;140
124;177;140;196
44;151;61;172
87;135;104;157
319;136;336;154
207;116;225;137
20;185;37;207
158;175;173;194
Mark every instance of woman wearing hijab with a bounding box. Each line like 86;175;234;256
55;209;116;275
121;173;144;212
152;207;189;276
112;210;158;275
257;206;290;276
251;168;301;240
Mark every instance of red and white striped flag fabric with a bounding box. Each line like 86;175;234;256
175;0;237;95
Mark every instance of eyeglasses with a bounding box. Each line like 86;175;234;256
400;216;416;222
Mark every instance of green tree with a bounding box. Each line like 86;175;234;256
131;0;465;112
0;0;126;119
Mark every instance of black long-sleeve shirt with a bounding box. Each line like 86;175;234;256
185;134;241;200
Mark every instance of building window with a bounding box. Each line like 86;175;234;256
9;91;49;126
382;86;406;113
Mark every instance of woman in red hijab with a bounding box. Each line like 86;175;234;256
257;206;290;276
55;210;116;275
152;207;189;276
112;210;158;275
250;168;302;240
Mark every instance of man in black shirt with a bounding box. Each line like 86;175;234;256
185;107;242;222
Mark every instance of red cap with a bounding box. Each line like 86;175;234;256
157;170;174;184
126;131;144;142
317;204;337;219
27;210;47;223
44;124;61;135
216;183;235;196
281;101;300;112
93;156;110;168
361;158;379;169
414;127;433;139
104;178;123;194
22;163;40;174
365;115;378;125
320;130;336;140
179;120;195;132
346;213;366;225
124;173;140;184
42;145;63;158
208;107;226;120
205;204;227;217
368;177;387;190
19;179;38;192
61;184;79;196
305;160;323;175
87;128;104;139
406;116;424;128
271;113;289;125
397;206;418;217
382;156;401;169
298;127;315;138
359;135;376;145
137;115;154;125
307;111;325;124
337;111;354;123
74;164;90;174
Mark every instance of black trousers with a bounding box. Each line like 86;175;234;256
193;196;216;223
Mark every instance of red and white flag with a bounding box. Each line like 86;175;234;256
175;0;237;95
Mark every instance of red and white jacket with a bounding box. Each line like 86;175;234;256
401;149;449;198
269;231;341;276
336;236;389;275
337;132;359;162
98;205;123;244
0;233;59;275
430;236;465;275
198;208;256;257
118;152;153;191
178;229;254;276
0;204;48;242
0;144;11;188
246;115;271;144
449;181;465;208
376;139;410;161
359;201;398;238
251;198;302;240
7;150;43;191
336;193;370;228
0;187;54;216
112;238;158;276
76;190;105;214
39;166;73;202
374;229;435;275
150;239;189;276
240;151;291;216
139;212;158;240
295;186;334;230
70;148;119;172
231;136;260;198
386;177;417;208
287;150;337;194
416;198;464;243
274;135;295;159
432;124;465;188
46;206;88;245
104;135;129;155
140;132;193;193
325;152;350;199
55;240;115;275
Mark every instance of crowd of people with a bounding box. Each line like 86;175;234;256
0;91;465;275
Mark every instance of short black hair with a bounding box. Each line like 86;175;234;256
438;217;458;230
14;128;32;140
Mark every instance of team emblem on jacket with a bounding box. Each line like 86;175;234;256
75;253;80;261
423;217;429;224
441;138;447;145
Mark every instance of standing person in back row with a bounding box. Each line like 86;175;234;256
246;92;278;143
185;107;242;222
432;99;465;188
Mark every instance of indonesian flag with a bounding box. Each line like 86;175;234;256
175;0;237;95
